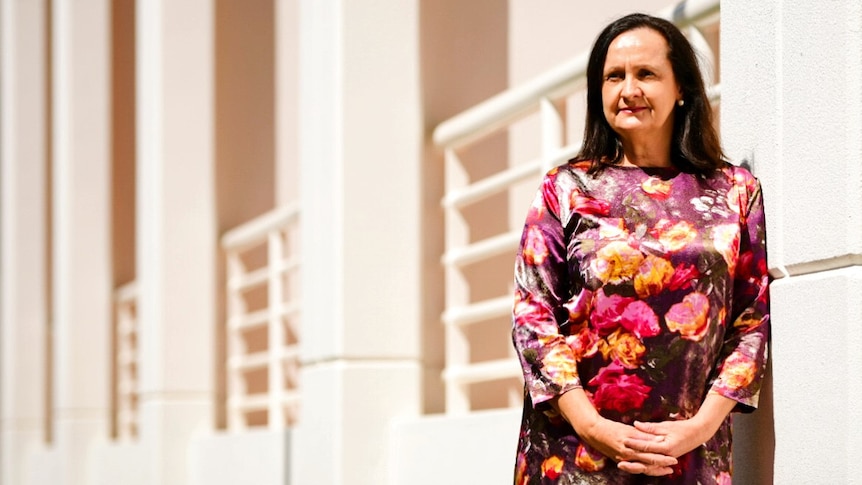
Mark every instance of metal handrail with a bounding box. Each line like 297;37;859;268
433;0;720;150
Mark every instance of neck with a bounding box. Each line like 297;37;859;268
618;135;674;168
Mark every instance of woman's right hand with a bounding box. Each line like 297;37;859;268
553;389;677;476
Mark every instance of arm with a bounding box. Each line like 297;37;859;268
512;171;582;404
709;178;770;411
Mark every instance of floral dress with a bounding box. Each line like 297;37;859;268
512;161;770;484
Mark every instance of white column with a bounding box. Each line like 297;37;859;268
0;1;49;484
275;0;299;208
722;0;862;482
51;0;112;483
294;0;423;483
136;0;216;483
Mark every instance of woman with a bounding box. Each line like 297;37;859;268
512;13;769;484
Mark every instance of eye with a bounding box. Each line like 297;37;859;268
639;69;656;78
604;71;623;82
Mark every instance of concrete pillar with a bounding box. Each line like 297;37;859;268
294;0;423;483
722;1;862;483
275;0;299;208
136;0;216;483
0;1;49;484
50;0;112;483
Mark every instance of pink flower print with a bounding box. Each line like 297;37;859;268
665;292;710;341
588;361;652;414
567;327;600;362
571;192;611;216
562;289;593;328
619;300;661;339
522;225;548;265
667;263;700;291
590;289;636;336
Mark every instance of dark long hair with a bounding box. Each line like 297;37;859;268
576;13;725;173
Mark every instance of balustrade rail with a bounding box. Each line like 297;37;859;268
221;205;301;430
432;0;721;414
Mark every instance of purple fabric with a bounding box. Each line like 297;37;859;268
512;161;770;484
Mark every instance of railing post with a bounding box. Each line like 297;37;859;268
267;230;286;430
540;96;565;173
226;253;247;430
443;148;471;414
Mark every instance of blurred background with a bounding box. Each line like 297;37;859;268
1;0;860;484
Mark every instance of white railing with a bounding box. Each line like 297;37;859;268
433;0;721;414
113;281;139;440
221;205;301;430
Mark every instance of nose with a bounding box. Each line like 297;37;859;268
621;76;640;98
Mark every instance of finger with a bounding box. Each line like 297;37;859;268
624;438;670;456
633;420;662;434
617;461;673;476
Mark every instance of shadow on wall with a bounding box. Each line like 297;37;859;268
732;358;774;484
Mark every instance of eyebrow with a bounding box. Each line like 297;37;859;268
602;62;664;74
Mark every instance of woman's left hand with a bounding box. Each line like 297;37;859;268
619;393;737;467
621;419;707;461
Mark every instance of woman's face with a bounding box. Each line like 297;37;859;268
601;28;681;144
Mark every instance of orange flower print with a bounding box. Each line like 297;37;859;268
575;443;607;472
541;455;565;479
711;224;740;275
665;292;710;341
641;176;672;200
599;329;646;369
515;452;528;485
717;351;757;389
567;327;601;361
540;344;578;385
634;255;675;298
590;241;644;284
523;225;549;265
650;219;697;253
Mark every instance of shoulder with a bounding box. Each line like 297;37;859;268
545;159;595;187
718;162;761;189
716;162;764;215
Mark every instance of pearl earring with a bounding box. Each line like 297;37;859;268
677;99;685;107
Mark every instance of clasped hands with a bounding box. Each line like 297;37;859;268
553;389;725;477
579;416;706;476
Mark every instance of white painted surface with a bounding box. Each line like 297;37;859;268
190;429;292;485
0;1;49;484
391;409;522;485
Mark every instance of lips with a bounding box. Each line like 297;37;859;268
619;107;647;114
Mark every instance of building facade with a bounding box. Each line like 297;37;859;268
1;0;860;484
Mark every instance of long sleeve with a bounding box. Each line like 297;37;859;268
512;170;582;406
709;176;771;411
